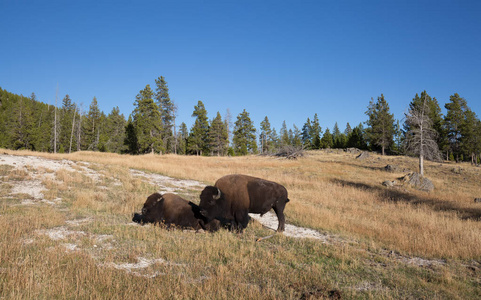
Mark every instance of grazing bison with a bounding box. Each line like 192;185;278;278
132;193;220;232
199;174;289;232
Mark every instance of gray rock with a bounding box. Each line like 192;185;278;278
382;180;394;187
400;172;434;192
356;152;370;160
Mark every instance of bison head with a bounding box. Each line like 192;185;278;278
199;186;223;222
132;193;163;224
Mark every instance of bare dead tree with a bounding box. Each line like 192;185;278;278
69;104;77;153
404;95;442;176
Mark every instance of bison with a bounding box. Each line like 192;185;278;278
132;193;220;232
199;174;290;232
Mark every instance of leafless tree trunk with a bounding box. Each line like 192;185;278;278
69;106;77;153
53;84;58;153
404;95;442;176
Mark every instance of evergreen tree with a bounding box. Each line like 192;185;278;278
83;97;102;150
301;117;312;148
177;122;188;155
103;107;126;153
280;120;290;147
233;109;257;155
188;101;209;155
291;125;302;147
9;93;35;150
347;123;367;149
155;76;175;152
310;114;322;149
344;123;352;136
132;85;163;154
332;122;346;148
59;95;76;152
320;128;334;149
460;108;480;164
208;112;228;156
365;94;395;155
444;93;469;162
259;116;273;153
124;115;138;154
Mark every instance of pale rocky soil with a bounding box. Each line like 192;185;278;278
0;153;448;278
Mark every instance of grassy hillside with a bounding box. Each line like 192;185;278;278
1;149;480;299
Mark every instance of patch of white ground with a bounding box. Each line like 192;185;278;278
0;154;101;182
129;169;205;193
250;211;347;244
1;153;447;276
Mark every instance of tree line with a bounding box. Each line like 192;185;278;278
1;77;480;164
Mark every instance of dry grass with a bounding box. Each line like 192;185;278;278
1;148;481;299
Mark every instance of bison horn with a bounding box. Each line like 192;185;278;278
213;188;222;200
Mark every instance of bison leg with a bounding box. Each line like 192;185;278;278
273;200;287;232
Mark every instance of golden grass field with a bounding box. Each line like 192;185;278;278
1;148;480;299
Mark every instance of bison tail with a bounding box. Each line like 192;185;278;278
286;198;290;203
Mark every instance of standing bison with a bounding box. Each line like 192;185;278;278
199;174;289;232
132;193;220;232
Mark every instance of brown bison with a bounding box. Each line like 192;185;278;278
132;193;220;232
199;174;289;232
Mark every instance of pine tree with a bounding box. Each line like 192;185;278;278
132;85;163;154
280;120;290;147
259;116;273;153
233;109;257;155
347;123;367;149
188;101;209;155
177;122;188;155
155;76;175;152
460;108;480;164
59;95;76;152
444;93;469;162
344;123;352;136
104;107;126;153
208;112;228;156
320;128;334;149
365;94;395;155
124;115;138;154
310;114;322;149
291;125;302;147
301;117;312;148
83;97;102;150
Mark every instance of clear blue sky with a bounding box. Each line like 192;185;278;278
1;0;480;134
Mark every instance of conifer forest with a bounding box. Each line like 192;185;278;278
1;76;480;164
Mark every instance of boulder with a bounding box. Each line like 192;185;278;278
475;198;481;203
382;180;396;187
356;152;370;160
400;172;434;192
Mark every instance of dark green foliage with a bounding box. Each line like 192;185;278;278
444;93;470;162
188;101;209;155
208;112;229;156
365;94;395;155
320;128;334;149
131;85;164;154
233;109;257;155
103;107;126;153
124;115;138;154
347;124;367;150
177;122;189;155
259;116;275;153
301;114;322;149
155;76;175;153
